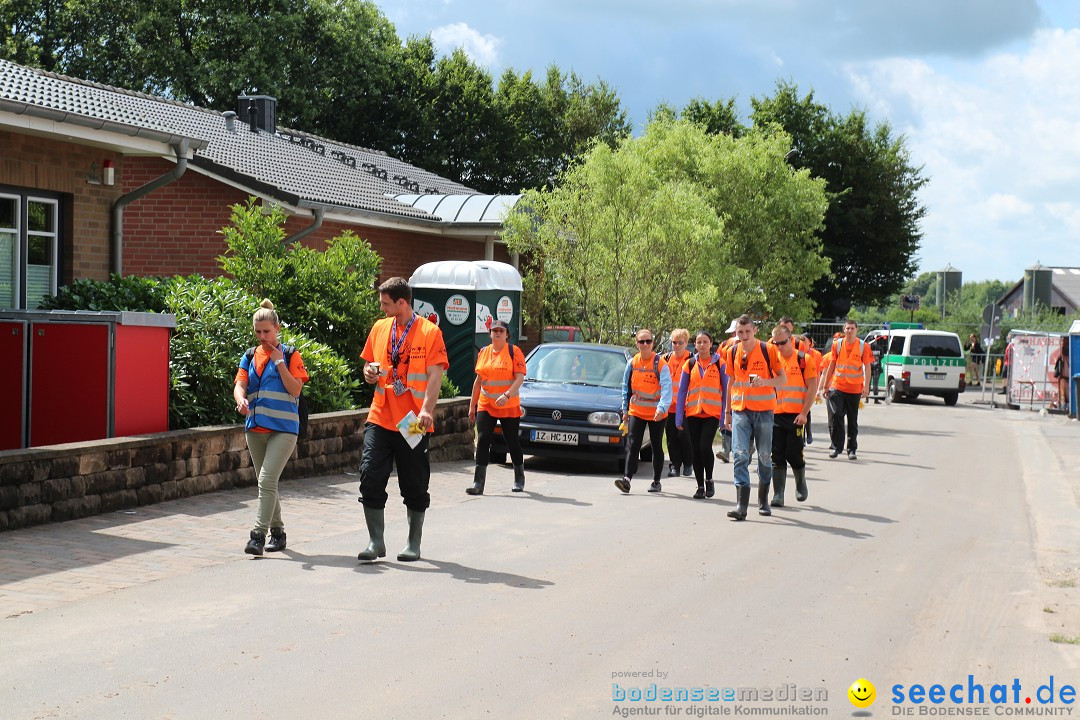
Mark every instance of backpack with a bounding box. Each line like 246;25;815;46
688;352;723;374
245;345;308;438
729;341;775;379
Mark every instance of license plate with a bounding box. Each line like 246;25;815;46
532;430;578;445
925;372;946;380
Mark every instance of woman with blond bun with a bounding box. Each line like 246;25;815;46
233;300;309;556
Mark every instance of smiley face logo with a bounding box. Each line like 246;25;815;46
848;678;876;708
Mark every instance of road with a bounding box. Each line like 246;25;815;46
2;394;1078;719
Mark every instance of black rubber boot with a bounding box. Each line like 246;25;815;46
266;527;287;552
244;530;265;556
726;486;750;520
512;464;525;492
757;481;772;516
466;465;486;495
704;480;715;498
357;506;386;561
793;466;808;502
397;509;425;561
771;466;787;507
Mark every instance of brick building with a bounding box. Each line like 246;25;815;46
0;58;519;310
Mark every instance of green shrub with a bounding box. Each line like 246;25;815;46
440;374;461;399
40;274;166;312
164;276;357;429
217;198;383;407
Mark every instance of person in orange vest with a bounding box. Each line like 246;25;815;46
615;328;672;494
724;314;786;520
467;320;527;495
820;318;873;460
769;324;818;507
357;277;448;562
714;318;739;464
799;334;822;446
675;330;728;498
664;328;694;478
816;331;844;450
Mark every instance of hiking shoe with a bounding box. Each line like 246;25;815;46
682;464;693;477
705;480;715;498
614;478;631;494
715;448;730;463
244;530;265;556
693;487;706;499
266;528;286;552
848;450;857;461
648;480;662;493
829;449;840;459
668;463;678;477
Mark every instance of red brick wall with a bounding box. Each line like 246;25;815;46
0;129;121;282
121;157;512;280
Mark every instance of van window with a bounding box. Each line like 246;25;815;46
889;336;905;355
909;335;962;358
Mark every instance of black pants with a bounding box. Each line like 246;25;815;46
827;391;862;452
359;422;430;512
772;412;806;471
664;414;693;470
475;411;523;467
685;415;720;484
625;415;665;481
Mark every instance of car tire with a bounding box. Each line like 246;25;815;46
489;451;507;465
888;378;903;404
943;393;958;406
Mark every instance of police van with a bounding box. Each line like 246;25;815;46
881;327;966;406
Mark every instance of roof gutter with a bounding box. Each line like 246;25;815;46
110;139;190;275
284;207;324;244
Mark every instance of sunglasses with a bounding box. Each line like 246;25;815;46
773;339;788;346
637;338;653;345
670;340;685;345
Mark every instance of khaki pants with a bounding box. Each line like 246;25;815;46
246;430;297;533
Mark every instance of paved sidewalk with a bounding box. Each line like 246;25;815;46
0;460;482;619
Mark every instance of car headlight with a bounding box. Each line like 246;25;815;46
589;411;621;426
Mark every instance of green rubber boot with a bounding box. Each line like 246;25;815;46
793;465;808;502
771;466;787;507
397;509;425;562
357;506;386;561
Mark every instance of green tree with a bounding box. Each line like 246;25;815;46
750;81;928;316
503;119;829;339
681;97;745;138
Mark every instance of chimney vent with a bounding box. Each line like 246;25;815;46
223;111;236;132
237;94;277;134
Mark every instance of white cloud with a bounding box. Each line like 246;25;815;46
430;22;502;67
845;28;1080;280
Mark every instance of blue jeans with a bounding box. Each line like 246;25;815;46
732;409;774;489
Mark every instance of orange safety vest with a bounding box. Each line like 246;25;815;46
628;352;667;420
776;350;818;415
364;315;447;431
664;351;691;412
728;341;781;412
683;353;726;419
475;343;525;417
829;338;870;393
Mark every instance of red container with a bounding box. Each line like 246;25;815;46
0;320;27;451
0;311;175;448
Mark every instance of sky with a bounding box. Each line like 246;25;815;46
377;0;1080;285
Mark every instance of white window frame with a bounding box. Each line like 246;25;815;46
25;196;59;307
0;192;20;311
0;190;62;310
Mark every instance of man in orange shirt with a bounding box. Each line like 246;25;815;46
357;277;449;562
820;318;873;460
770;324;817;506
724;315;786;520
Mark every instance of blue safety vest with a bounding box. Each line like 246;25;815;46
243;352;300;435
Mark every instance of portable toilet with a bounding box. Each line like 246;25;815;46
409;261;523;395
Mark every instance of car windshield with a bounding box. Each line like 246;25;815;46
910;335;963;358
526;346;626;388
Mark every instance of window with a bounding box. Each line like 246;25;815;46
909;334;963;358
0;190;61;310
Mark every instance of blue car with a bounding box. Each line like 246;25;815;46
489;342;651;471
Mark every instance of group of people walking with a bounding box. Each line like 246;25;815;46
232;284;874;559
613;315;873;521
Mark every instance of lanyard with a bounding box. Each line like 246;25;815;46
389;314;416;372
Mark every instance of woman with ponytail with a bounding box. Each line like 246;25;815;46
233;300;309;556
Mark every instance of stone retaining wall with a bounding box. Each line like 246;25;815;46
0;398;473;531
